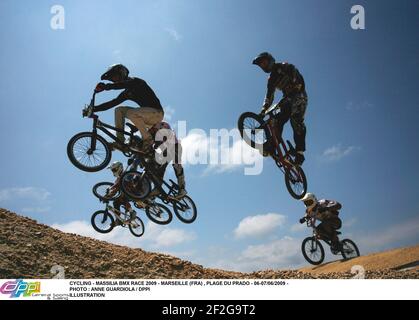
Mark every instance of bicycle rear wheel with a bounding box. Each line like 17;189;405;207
238;112;269;149
129;217;145;237
284;166;307;199
341;239;360;260
67;132;111;172
173;195;197;224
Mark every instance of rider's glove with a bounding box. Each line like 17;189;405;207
260;100;271;115
94;82;107;93
82;106;93;118
260;106;268;116
299;217;307;224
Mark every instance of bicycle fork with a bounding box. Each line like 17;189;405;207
88;119;99;153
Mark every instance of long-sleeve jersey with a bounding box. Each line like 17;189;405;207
264;62;306;106
94;77;163;112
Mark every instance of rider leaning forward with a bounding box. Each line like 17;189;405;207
93;64;164;154
300;193;343;250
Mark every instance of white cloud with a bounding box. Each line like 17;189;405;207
51;219;196;250
163;106;176;121
356;216;419;253
321;144;360;161
208;237;304;272
153;227;196;248
165;28;182;41
343;217;358;228
180;129;263;175
0;187;51;202
234;213;286;239
290;223;306;233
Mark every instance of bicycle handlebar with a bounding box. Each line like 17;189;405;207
82;91;98;118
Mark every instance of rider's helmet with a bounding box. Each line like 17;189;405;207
301;192;317;212
108;161;124;177
101;64;129;81
252;52;275;73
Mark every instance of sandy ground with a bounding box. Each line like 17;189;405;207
300;246;419;274
1;208;418;279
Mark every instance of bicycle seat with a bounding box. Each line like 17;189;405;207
126;123;138;133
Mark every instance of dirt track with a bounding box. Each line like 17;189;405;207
0;208;418;279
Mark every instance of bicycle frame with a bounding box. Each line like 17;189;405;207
142;160;179;200
135;156;189;211
306;217;335;247
106;204;134;226
261;108;297;173
86;92;137;154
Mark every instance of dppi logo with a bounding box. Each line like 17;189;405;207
0;280;41;298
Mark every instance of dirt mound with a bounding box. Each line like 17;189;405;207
0;208;418;279
300;246;419;274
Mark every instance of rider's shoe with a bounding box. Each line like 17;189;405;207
259;144;273;157
109;142;129;153
176;188;187;199
148;188;161;198
140;139;154;154
135;200;146;209
128;210;137;222
112;219;122;227
129;144;145;153
294;152;305;166
330;239;341;252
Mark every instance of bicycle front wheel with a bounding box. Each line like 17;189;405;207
173;195;197;224
67;132;111;172
301;237;325;265
238;112;269;149
91;210;114;234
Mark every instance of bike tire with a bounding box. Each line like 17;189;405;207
173;195;198;224
92;182;121;201
340;239;360;260
129;217;145;237
301;237;325;265
285;166;308;200
67;132;111;172
120;171;152;200
91;210;114;234
146;203;173;225
238;112;270;149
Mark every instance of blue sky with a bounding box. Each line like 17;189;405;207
0;0;418;271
